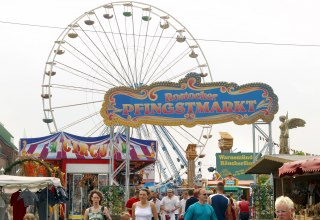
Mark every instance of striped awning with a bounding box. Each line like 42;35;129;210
279;157;320;177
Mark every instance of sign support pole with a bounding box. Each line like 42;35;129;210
125;126;130;203
109;126;114;185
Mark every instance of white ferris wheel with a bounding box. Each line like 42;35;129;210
42;1;213;185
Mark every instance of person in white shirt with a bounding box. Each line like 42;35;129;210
160;189;180;220
150;192;161;220
179;191;189;219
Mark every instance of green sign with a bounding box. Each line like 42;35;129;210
216;153;256;180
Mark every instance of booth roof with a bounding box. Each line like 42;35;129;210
279;156;320;177
0;175;61;193
244;154;318;175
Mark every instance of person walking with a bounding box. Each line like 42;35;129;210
183;188;217;220
132;188;158;220
150;192;161;220
185;189;198;213
237;195;249;220
126;189;140;217
160;189;180;220
208;182;232;220
83;189;112;220
179;191;189;220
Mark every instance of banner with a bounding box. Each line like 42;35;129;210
216;153;258;180
139;164;155;183
20;132;157;161
101;73;278;127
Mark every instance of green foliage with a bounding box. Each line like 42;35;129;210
294;151;305;155
257;174;269;185
100;185;125;215
252;183;274;219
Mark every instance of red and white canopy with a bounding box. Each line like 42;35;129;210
279;157;320;177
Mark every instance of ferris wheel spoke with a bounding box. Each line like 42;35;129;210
91;15;126;82
141;33;176;84
132;8;147;86
157;147;173;177
173;126;206;146
126;5;139;86
62;42;128;86
50;83;106;94
51;100;103;110
58;111;101;131
135;127;142;139
149;48;190;84
92;10;136;87
140;124;151;139
137;14;152;85
165;65;201;82
91;14;118;63
112;7;136;86
76;27;133;86
153;125;181;177
140;27;165;84
105;19;130;85
55;64;116;88
158;126;187;166
99;126;110;136
143;39;178;85
138;16;162;83
84;120;105;137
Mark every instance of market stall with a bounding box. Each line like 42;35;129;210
279;157;320;219
19;131;157;219
0;175;62;220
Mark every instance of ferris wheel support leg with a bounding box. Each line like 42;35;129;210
125;126;131;203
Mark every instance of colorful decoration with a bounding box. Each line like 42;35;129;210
19;132;157;161
101;73;278;127
4;156;66;186
79;174;98;188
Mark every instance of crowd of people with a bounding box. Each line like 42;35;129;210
125;182;250;220
123;183;297;220
18;183;295;220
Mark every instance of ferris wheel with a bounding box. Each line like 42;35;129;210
42;1;213;184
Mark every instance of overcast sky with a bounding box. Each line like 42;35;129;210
1;0;319;178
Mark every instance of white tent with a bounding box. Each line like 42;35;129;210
0;175;61;193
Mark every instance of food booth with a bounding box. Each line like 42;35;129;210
279;157;320;219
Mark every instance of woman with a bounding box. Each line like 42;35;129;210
237;195;249;220
226;195;236;220
275;196;296;220
84;189;112;220
132;188;158;220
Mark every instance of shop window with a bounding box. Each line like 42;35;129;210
67;173;109;219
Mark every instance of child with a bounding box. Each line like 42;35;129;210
120;211;130;220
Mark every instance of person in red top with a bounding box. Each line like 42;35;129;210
237;195;250;220
126;189;140;217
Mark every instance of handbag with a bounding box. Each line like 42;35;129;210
101;206;108;220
